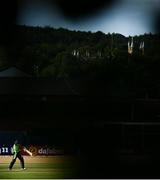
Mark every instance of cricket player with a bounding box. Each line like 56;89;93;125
9;140;25;170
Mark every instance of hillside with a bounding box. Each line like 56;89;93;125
0;25;159;97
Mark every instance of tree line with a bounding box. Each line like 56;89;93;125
0;25;160;97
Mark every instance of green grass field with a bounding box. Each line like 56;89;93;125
0;156;78;179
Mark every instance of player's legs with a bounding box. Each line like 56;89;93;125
9;153;17;169
17;152;25;169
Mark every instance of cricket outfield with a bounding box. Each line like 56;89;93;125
0;155;78;179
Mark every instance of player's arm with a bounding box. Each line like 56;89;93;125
12;144;16;154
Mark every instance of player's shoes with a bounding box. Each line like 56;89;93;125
8;168;12;171
21;168;26;170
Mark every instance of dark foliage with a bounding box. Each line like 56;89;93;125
0;25;160;98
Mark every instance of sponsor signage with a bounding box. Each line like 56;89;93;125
0;145;64;156
0;146;12;155
28;145;64;156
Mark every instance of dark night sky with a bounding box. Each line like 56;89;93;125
0;0;159;36
16;0;160;36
